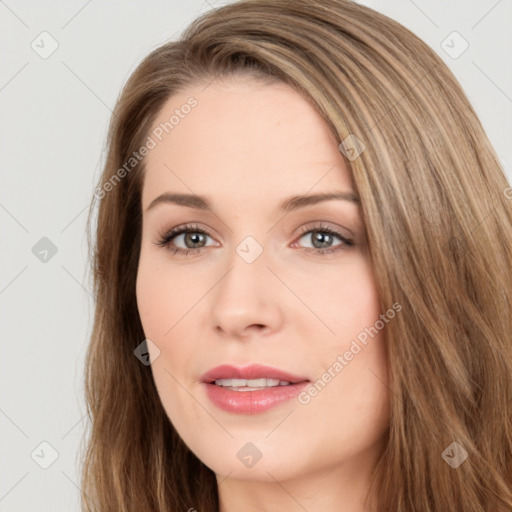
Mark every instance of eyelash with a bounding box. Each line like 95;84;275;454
154;223;354;256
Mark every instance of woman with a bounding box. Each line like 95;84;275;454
81;0;512;510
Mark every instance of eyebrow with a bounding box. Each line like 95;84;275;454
145;190;359;213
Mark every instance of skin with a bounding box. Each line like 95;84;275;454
136;75;390;512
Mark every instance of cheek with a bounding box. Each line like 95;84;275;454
135;253;203;380
294;256;387;393
292;254;381;340
135;259;195;420
135;252;197;339
136;240;229;320
136;261;165;339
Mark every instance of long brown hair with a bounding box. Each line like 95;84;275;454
81;0;512;510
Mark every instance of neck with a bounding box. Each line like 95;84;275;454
216;440;385;512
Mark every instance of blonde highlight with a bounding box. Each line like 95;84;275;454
82;1;512;510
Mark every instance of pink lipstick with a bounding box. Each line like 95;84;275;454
201;364;310;414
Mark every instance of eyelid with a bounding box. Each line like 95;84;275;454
154;221;354;257
156;223;219;247
157;220;353;241
291;223;354;252
294;220;354;239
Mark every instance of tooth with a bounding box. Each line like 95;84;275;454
214;379;232;386
245;378;267;387
246;378;281;387
214;378;245;387
213;378;291;388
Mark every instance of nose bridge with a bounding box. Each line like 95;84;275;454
210;233;282;336
218;234;271;304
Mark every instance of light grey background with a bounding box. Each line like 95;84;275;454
1;1;510;510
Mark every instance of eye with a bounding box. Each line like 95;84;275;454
293;223;353;255
155;223;218;255
154;222;354;257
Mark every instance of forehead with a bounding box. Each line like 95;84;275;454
141;76;354;209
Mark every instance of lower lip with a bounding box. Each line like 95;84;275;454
203;382;310;414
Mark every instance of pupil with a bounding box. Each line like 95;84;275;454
185;232;205;248
313;231;331;248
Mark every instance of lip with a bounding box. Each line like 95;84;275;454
200;364;309;384
201;364;310;415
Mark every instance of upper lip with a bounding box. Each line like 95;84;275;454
201;364;309;384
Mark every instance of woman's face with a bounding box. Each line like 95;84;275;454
136;76;390;489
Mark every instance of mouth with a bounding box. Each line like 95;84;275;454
212;377;297;391
200;364;310;413
201;363;310;388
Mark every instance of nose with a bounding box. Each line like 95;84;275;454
209;244;284;340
